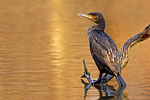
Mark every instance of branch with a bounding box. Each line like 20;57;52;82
120;24;150;68
81;59;92;82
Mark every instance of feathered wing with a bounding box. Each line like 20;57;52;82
120;24;150;68
89;31;121;75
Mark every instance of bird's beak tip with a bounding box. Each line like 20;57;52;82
78;13;93;20
78;13;82;16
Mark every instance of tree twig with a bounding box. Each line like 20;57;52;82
81;59;92;82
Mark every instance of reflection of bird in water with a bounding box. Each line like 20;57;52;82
78;12;150;85
81;79;125;100
78;12;126;86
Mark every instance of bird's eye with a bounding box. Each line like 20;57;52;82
93;16;99;20
88;14;93;16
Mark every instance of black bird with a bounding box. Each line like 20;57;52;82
78;12;126;86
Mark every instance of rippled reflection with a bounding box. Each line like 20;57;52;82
0;0;150;100
81;79;127;100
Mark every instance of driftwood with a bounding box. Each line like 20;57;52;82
120;24;150;68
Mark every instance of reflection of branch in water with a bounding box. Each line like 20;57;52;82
81;79;124;100
81;79;91;99
81;59;126;99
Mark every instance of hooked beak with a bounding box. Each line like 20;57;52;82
78;13;93;20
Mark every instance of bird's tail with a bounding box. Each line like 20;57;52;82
119;24;150;68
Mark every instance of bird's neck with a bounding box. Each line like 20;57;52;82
97;18;105;31
88;24;105;32
88;18;105;33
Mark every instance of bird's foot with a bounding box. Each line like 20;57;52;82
91;79;106;86
91;75;108;86
101;77;108;84
91;80;99;86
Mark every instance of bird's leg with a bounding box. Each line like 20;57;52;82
101;73;109;81
101;74;114;84
115;75;126;87
115;75;126;95
119;75;126;86
100;73;108;83
102;73;108;78
92;72;102;85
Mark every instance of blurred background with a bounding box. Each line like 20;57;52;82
0;0;149;100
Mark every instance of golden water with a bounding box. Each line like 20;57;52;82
0;0;150;100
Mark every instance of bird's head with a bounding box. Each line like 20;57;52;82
78;12;104;24
78;12;105;30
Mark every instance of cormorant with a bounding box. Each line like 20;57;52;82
78;12;126;86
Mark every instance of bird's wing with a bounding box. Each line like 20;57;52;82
89;31;121;75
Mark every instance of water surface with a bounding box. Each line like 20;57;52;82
0;0;150;100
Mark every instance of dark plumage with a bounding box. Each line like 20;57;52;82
78;12;126;86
